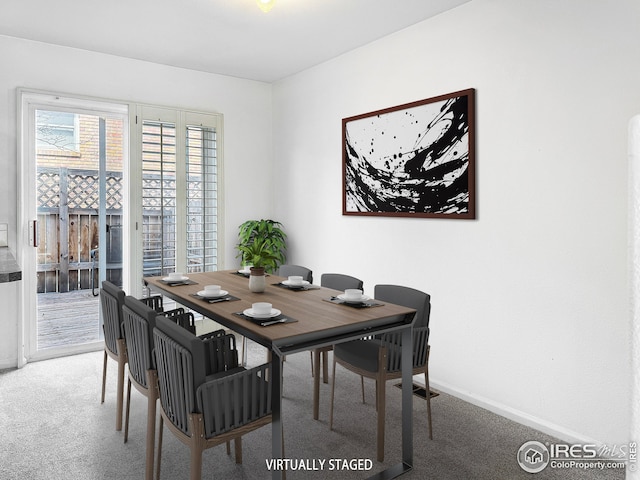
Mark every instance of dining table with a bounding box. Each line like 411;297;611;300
145;269;418;480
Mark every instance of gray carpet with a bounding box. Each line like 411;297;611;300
0;346;625;480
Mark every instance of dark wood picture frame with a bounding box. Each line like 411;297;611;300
342;88;476;219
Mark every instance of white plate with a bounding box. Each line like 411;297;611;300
283;280;310;287
197;289;228;298
238;269;251;275
337;294;370;304
243;308;281;319
163;276;189;282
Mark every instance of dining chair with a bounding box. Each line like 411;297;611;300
122;296;161;480
278;264;313;283
311;273;364;383
153;315;274;480
329;284;433;462
164;308;196;334
100;280;128;432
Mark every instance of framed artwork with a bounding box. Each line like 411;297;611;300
342;88;476;219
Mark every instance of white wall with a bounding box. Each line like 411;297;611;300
272;0;640;445
0;35;274;368
1;0;637;448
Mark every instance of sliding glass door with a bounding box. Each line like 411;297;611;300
20;91;129;361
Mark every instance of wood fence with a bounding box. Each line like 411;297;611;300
37;167;123;293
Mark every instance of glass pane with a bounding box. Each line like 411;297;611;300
142;121;177;277
186;125;217;273
34;108;125;351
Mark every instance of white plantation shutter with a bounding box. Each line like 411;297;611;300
186;124;218;272
138;108;222;279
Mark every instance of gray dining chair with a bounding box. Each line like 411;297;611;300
311;273;364;383
100;280;128;432
153;315;274;480
329;284;433;462
278;264;313;283
122;296;161;480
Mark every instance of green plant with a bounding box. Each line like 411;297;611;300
236;237;281;272
236;219;287;273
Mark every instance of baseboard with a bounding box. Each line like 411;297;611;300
0;359;18;371
424;377;600;446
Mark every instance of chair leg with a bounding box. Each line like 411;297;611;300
145;388;157;480
124;378;132;443
322;350;329;384
360;376;365;404
234;436;242;464
155;416;164;480
101;349;107;404
190;414;205;480
425;349;433;440
374;380;378;411
190;446;204;480
116;343;127;431
310;351;314;376
425;370;433;440
242;336;248;366
329;355;337;430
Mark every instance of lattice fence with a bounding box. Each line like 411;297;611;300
37;167;123;212
36;167;123;293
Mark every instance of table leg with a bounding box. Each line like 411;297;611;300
401;325;413;467
313;349;321;420
366;325;413;480
271;350;284;480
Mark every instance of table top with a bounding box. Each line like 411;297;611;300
146;270;416;353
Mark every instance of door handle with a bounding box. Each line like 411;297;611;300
31;220;39;247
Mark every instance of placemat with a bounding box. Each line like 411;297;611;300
323;296;384;308
274;282;321;291
190;293;241;304
233;311;299;327
158;279;198;286
231;271;269;277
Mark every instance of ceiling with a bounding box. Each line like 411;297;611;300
1;0;470;83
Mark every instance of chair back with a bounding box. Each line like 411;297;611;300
153;315;206;436
321;273;363;291
374;284;430;328
165;310;196;335
100;281;125;355
374;284;431;372
122;296;158;388
200;330;240;374
139;295;164;312
278;264;313;283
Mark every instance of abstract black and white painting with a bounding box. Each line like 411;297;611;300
342;89;475;219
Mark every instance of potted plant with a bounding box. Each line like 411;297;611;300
237;219;287;272
236;220;287;292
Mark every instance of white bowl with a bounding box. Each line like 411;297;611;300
344;289;363;301
204;285;221;294
252;302;272;316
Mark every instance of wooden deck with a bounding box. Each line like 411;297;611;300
37;289;102;350
36;289;215;351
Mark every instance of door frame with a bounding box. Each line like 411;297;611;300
17;89;131;364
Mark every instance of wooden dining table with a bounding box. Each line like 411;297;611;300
146;269;417;480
